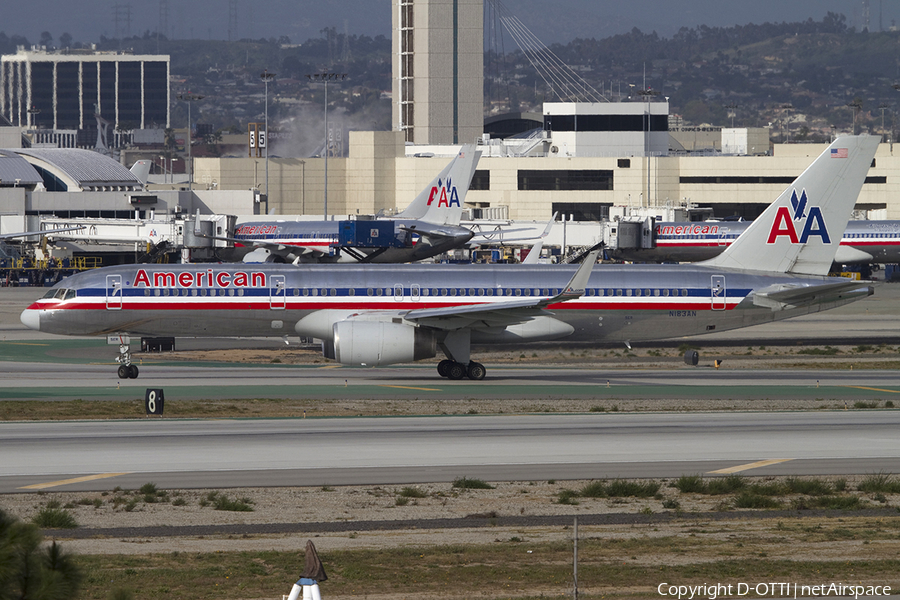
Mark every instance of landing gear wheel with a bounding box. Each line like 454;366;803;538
437;359;453;378
447;362;466;380
128;364;140;379
117;365;130;379
466;362;486;380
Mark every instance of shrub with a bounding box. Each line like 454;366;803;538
397;486;427;498
579;481;608;498
556;489;579;505
706;475;746;495
785;477;833;496
452;477;494;490
662;498;681;510
858;472;900;494
733;492;781;509
605;479;661;498
206;492;254;512
674;474;706;494
747;481;786;496
32;507;78;529
139;482;158;495
798;346;840;355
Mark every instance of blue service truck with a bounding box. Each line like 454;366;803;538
338;221;405;248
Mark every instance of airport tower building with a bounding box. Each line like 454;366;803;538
392;0;484;145
0;49;170;144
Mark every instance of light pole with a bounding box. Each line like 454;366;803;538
177;92;204;191
260;69;276;212
847;99;862;135
299;160;306;214
306;71;348;219
725;102;738;128
878;103;889;143
638;87;659;207
780;104;793;143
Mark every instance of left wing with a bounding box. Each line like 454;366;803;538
403;248;600;330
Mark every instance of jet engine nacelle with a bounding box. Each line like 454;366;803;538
331;321;437;366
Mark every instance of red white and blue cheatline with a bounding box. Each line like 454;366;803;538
831;148;848;158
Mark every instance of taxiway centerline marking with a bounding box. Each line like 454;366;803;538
844;385;900;394
708;459;793;474
18;472;132;490
380;385;441;391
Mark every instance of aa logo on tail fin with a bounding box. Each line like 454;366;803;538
767;189;830;244
426;178;460;208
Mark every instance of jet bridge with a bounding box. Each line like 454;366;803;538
36;214;236;262
603;217;657;254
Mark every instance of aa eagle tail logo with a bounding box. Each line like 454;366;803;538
426;178;461;208
766;189;831;244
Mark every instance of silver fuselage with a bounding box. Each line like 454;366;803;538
225;219;474;263
23;262;871;344
608;220;900;264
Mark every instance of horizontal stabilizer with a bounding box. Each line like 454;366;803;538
751;279;874;310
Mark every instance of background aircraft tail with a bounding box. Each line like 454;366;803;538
396;145;481;225
129;159;151;185
701;135;879;276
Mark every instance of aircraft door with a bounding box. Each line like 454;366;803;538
106;274;123;310
718;227;730;247
711;275;726;310
411;284;421;302
270;275;286;310
393;284;403;302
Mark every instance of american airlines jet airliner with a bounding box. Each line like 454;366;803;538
21;136;879;381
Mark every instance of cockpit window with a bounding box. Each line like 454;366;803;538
42;288;76;301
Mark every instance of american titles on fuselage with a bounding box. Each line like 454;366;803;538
133;268;267;288
234;224;279;236
657;224;722;236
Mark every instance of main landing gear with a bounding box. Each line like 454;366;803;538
437;359;486;381
116;341;140;379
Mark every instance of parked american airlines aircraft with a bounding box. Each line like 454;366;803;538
221;146;481;264
21;136;879;381
608;218;900;265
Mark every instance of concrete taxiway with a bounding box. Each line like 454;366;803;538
1;411;898;493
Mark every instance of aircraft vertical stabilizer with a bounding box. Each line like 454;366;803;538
701;135;879;276
396;144;481;226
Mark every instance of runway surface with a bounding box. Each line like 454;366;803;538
1;411;898;493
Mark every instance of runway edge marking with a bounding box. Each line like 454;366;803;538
18;472;132;490
707;459;793;474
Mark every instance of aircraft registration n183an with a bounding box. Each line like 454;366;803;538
22;136;880;381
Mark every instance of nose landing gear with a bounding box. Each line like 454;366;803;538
116;342;140;379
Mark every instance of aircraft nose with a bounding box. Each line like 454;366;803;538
20;308;41;331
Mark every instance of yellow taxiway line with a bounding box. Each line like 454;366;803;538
380;385;441;391
844;385;900;394
708;459;793;474
19;472;131;490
